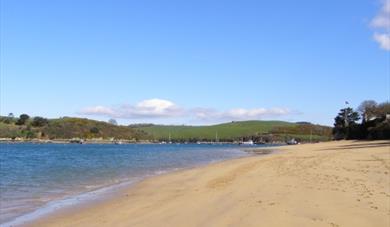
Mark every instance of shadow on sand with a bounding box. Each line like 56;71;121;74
319;141;390;151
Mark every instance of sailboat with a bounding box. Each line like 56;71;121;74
239;139;254;146
214;131;220;144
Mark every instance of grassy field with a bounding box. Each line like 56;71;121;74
132;120;332;142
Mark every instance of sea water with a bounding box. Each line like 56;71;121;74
0;143;272;225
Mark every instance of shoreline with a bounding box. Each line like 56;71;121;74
0;138;288;145
2;146;270;227
0;177;144;227
14;141;390;226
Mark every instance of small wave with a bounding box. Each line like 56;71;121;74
0;179;139;227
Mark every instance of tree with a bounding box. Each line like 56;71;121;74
31;116;49;127
332;108;360;139
90;127;100;134
334;108;360;127
15;114;30;125
375;102;390;118
357;100;377;122
108;118;118;125
364;102;390;139
8;113;14;118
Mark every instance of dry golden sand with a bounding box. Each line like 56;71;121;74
27;140;390;227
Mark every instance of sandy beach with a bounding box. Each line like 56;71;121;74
26;140;390;227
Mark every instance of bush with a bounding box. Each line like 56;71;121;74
31;117;49;127
346;124;365;140
90;127;100;134
15;114;30;125
367;121;390;139
0;116;13;124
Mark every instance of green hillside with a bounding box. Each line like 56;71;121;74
0;115;332;143
131;120;332;142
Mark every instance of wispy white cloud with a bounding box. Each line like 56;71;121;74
371;0;390;50
193;107;293;122
81;106;116;116
79;99;183;119
79;99;295;122
373;32;390;50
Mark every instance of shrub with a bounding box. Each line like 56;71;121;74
31;117;49;127
15;114;30;125
90;127;100;134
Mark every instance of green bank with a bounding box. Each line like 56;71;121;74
0;116;332;143
131;120;332;142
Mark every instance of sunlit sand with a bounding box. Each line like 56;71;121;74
28;140;390;227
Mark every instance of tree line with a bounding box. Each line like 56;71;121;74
332;100;390;140
0;113;49;127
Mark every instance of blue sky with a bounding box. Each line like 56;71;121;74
1;0;389;126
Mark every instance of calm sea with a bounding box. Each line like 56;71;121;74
0;143;274;226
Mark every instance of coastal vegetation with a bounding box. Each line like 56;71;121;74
0;115;331;143
332;100;390;140
130;120;332;143
0;116;148;140
3;99;387;143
